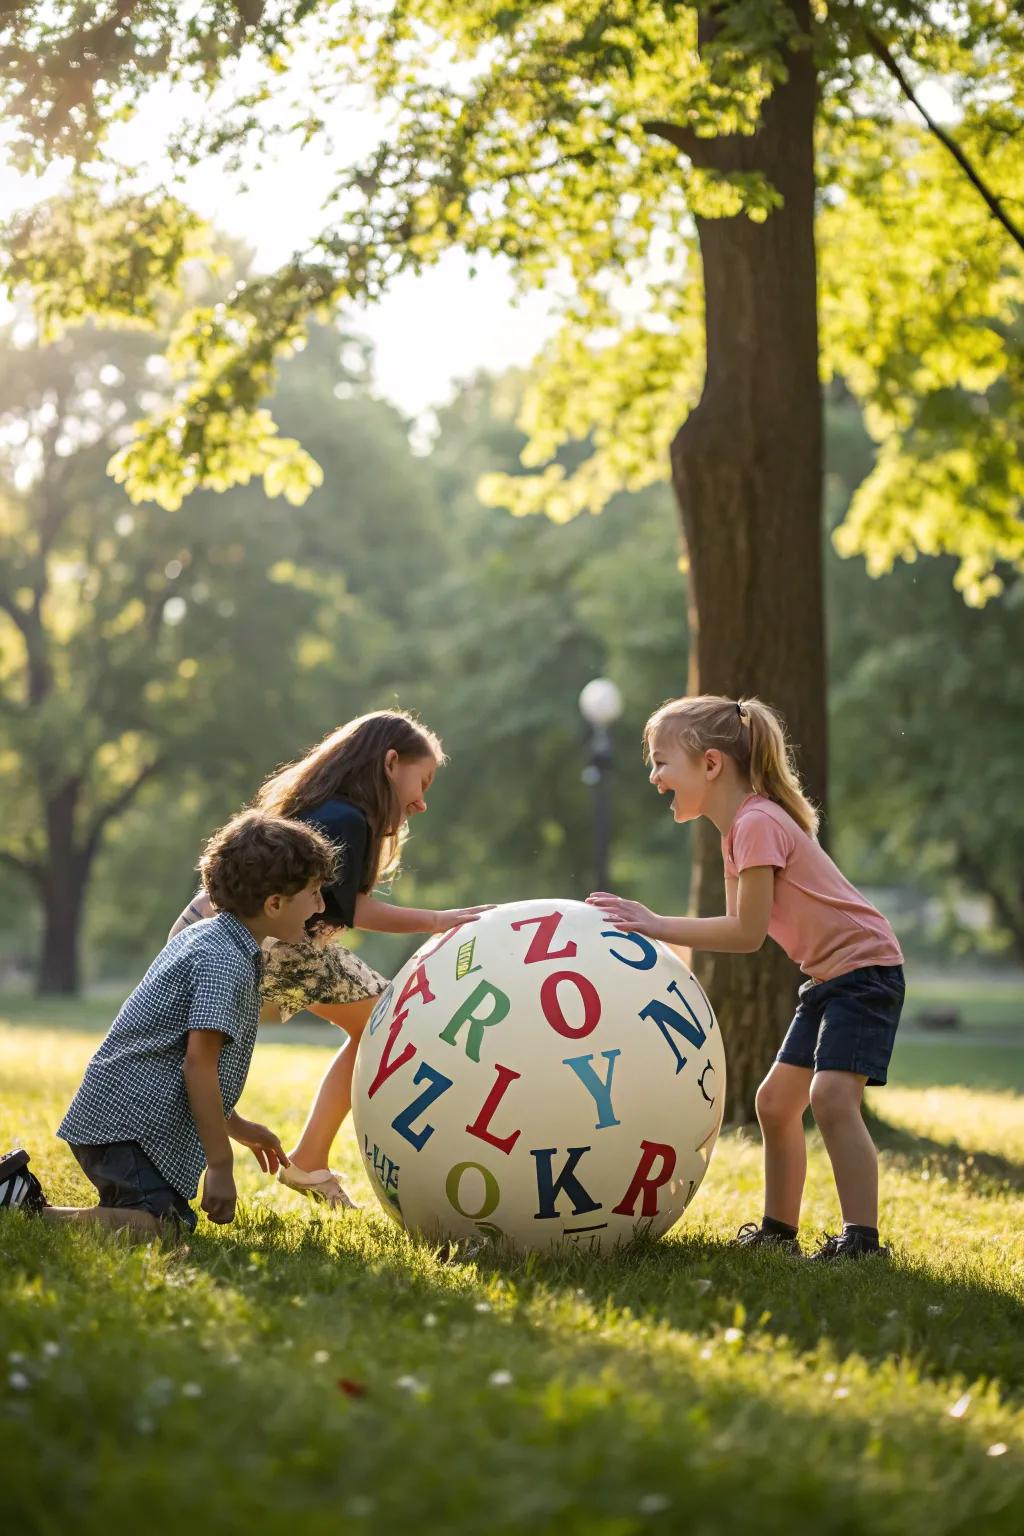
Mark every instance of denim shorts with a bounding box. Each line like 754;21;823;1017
70;1140;197;1231
777;964;905;1086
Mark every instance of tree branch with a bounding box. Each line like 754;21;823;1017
866;27;1024;255
82;758;164;862
0;847;44;886
642;120;715;166
0;591;32;645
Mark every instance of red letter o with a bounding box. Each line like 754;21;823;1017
540;971;602;1039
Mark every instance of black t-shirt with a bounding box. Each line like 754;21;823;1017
295;798;373;930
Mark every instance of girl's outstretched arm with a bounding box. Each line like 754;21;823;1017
587;866;774;955
352;892;494;935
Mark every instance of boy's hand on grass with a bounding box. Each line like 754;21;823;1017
586;892;664;939
228;1116;290;1174
202;1162;237;1224
431;904;496;933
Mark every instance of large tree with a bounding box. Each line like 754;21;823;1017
1;1;1021;1109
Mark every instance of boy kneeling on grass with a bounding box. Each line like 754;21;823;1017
0;810;335;1236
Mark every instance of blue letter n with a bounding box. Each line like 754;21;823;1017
639;980;707;1075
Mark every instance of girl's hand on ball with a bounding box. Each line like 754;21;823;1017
432;904;496;933
586;893;664;939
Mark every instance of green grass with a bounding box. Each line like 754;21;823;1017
1;1000;1022;1535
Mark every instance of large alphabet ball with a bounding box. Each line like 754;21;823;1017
352;899;726;1254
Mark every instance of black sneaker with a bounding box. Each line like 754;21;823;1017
732;1221;799;1254
807;1230;889;1263
0;1149;48;1214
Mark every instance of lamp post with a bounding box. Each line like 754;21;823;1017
578;677;623;893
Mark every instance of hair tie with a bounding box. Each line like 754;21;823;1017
736;702;745;722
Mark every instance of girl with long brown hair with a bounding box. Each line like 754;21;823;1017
588;694;905;1265
170;710;490;1209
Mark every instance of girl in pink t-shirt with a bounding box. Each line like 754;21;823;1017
587;693;904;1263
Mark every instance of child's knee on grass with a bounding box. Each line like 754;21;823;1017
42;1205;164;1237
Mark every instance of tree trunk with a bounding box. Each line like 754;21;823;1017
671;0;826;1121
37;780;89;995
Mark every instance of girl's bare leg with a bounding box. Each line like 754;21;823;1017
287;997;376;1170
808;1070;877;1228
754;1062;813;1229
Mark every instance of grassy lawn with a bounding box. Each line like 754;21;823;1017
1;993;1022;1534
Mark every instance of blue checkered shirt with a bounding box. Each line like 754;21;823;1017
58;913;264;1200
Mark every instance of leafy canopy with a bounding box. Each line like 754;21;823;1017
1;1;1021;598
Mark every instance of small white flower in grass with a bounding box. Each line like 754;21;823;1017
8;1372;29;1390
833;1387;849;1400
396;1375;425;1394
489;1370;513;1387
7;1351;25;1365
723;1327;743;1345
699;1346;713;1361
948;1393;971;1419
693;1278;712;1296
987;1444;1008;1458
823;1370;836;1383
475;1301;491;1313
927;1305;944;1316
181;1382;203;1399
42;1342;61;1359
639;1494;670;1514
313;1350;330;1365
423;1313;438;1328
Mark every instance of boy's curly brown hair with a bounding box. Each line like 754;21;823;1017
198;810;337;918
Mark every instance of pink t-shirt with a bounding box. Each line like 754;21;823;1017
721;795;903;982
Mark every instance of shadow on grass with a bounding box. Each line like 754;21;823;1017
465;1230;1024;1397
865;1106;1024;1195
5;1212;1024;1536
10;1203;1023;1406
170;1199;1024;1401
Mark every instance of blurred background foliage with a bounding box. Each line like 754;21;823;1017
1;258;1020;988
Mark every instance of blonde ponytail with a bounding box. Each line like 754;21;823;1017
740;699;819;836
645;694;819;836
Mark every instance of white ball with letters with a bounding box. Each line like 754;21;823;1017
351;898;725;1254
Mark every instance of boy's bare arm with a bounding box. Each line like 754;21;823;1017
182;1029;236;1223
168;890;215;942
226;1111;289;1173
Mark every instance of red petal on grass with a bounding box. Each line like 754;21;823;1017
337;1377;367;1398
